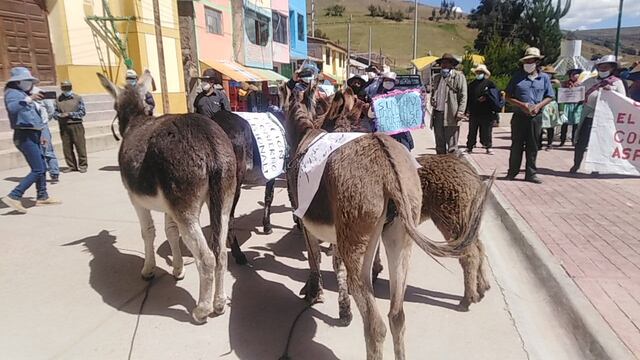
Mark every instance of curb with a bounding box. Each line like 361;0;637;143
468;158;635;360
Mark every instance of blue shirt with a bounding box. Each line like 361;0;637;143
4;87;45;130
506;71;555;105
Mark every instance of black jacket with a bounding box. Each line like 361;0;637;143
194;89;231;118
467;78;496;116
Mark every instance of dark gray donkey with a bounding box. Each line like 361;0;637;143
97;71;237;323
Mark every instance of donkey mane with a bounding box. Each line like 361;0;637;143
116;85;148;135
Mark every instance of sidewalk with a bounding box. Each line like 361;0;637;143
461;121;640;358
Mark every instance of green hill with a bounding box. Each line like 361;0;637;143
310;0;478;70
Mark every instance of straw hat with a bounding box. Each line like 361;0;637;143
519;47;544;62
541;65;557;74
472;64;491;77
436;53;460;66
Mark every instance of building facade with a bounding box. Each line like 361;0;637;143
308;36;347;85
286;0;307;78
270;0;290;75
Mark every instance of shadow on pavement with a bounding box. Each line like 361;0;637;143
537;167;640;179
228;251;339;360
62;230;196;323
99;165;120;172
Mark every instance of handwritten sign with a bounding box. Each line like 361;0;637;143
372;88;425;134
234;112;287;180
558;86;586;103
584;90;640;175
318;84;335;97
294;133;366;218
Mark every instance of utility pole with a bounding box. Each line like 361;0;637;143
368;27;372;65
412;0;418;74
346;15;351;84
311;0;315;37
614;0;624;59
152;0;169;113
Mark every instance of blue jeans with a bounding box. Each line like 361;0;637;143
9;130;48;200
41;125;60;176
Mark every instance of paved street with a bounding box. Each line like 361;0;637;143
465;120;640;358
0;130;531;359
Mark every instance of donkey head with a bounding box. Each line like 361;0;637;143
285;80;318;149
97;70;153;136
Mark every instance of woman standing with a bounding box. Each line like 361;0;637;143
1;67;61;213
539;66;562;150
559;68;584;147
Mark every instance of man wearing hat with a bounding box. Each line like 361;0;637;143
505;47;555;184
430;53;468;154
194;68;231;117
125;69;155;115
54;80;88;173
465;64;499;154
570;55;626;174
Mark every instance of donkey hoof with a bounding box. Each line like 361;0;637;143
458;299;471;312
300;282;325;304
339;309;353;326
212;299;226;316
173;267;185;280
141;270;155;281
192;304;213;323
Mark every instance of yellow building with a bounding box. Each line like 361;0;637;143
43;0;186;113
307;36;347;85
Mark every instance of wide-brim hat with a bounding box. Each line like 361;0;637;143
566;67;583;75
541;65;557;74
436;53;460;66
595;55;618;67
347;75;366;87
8;67;39;83
520;47;544;62
125;69;138;79
382;71;397;80
472;64;491;76
201;68;217;79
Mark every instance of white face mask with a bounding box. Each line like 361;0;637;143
383;81;395;90
476;74;485;80
18;80;33;92
598;71;611;79
523;63;537;74
441;68;451;77
202;82;212;91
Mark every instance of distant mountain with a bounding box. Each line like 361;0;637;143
566;27;640;60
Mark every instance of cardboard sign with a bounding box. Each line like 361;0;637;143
234;112;287;180
584;90;640;175
558;86;586;103
372;89;425;134
294;133;366;218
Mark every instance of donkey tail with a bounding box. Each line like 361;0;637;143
374;135;480;258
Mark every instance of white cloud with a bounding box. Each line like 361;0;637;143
560;0;640;30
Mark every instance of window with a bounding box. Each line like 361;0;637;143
245;8;270;46
325;48;331;65
205;7;223;35
272;11;288;44
297;14;305;41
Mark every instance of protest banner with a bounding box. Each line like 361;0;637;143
558;86;585;103
234;112;287;179
372;88;425;134
584;91;640;175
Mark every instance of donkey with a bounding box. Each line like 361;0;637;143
318;88;495;312
283;81;481;359
97;72;237;323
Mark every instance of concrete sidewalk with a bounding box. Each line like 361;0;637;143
462;121;640;358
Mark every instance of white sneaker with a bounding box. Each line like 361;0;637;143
1;196;27;214
486;148;494;155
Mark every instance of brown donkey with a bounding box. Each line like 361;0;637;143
97;72;237;323
319;88;495;311
283;82;480;359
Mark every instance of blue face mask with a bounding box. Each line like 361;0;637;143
476;74;485;80
441;68;451;77
63;90;72;97
127;79;137;86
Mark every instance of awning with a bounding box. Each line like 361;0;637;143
411;56;438;70
200;59;288;82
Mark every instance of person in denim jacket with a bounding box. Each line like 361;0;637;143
32;86;60;183
1;67;61;213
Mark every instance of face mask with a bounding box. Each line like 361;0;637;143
127;79;137;86
301;76;313;84
598;71;611;79
63;91;72;97
476;74;485;80
523;63;537;74
18;80;33;92
383;81;395;90
441;68;451;77
202;83;212;91
367;72;377;79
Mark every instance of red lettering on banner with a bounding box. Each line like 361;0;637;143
635;149;640;161
623;148;631;159
612;147;621;158
614;131;625;143
628;132;638;144
617;113;626;123
617;113;636;125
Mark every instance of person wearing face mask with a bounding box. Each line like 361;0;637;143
559;68;584;147
570;55;627;174
32;86;61;183
430;53;468;154
368;72;415;150
504;47;555;184
125;69;155;115
54;80;88;173
194;68;231;118
1;67;62;213
286;62;319;92
465;64;498;154
538;65;562;151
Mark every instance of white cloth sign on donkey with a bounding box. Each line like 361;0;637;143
234;112;287;179
294;132;366;218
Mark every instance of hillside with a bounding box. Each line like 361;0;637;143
309;0;477;70
568;27;640;63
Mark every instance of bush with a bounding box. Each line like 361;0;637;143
325;5;345;17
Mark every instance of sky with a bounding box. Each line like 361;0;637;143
421;0;640;30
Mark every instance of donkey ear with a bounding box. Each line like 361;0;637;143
97;73;119;99
343;87;355;112
137;70;154;96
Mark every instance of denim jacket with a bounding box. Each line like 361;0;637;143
4;87;44;130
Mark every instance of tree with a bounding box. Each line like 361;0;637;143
325;5;346;17
519;0;571;64
483;37;525;79
431;8;436;20
468;0;526;53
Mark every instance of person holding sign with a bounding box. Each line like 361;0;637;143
430;53;468;154
559;68;584;147
570;55;627;174
505;47;555;184
368;72;415;150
